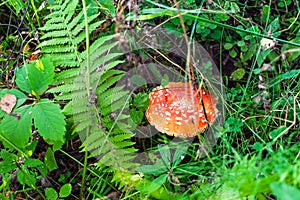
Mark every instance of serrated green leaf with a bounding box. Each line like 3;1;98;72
32;99;66;142
15;58;54;97
0;105;33;149
15;65;32;94
28;58;54;97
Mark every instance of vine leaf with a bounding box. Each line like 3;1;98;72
15;58;54;97
32;99;66;142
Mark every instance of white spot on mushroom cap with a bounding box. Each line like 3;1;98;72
175;117;182;120
165;111;171;116
175;121;182;125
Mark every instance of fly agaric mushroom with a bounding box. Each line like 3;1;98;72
145;82;217;137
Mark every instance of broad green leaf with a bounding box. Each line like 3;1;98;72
24;158;44;167
59;183;72;198
45;187;58;200
15;58;54;97
130;109;143;124
0;105;33;149
32;99;66;142
271;182;300;200
147;174;168;194
98;0;115;17
280;69;300;79
28;58;54;96
15;65;32;94
257;49;272;67
229;49;237;58
45;148;58;171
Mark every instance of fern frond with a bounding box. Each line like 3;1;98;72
40;0;138;172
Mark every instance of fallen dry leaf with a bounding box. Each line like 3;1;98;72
0;94;17;114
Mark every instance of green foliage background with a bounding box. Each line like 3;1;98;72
0;0;299;199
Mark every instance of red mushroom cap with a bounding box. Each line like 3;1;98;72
145;82;217;137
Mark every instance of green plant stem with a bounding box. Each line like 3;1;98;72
80;150;89;199
80;0;91;198
82;0;91;96
30;0;41;27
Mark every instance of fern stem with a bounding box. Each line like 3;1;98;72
80;149;89;199
82;0;91;96
80;0;91;198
